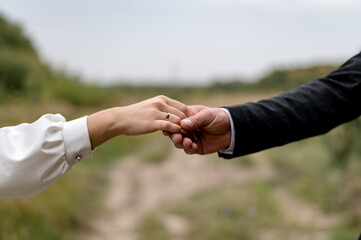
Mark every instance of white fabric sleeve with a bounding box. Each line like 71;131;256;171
0;114;92;198
218;108;235;155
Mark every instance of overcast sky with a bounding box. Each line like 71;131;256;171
1;0;361;85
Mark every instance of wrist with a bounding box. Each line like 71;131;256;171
87;107;123;148
219;108;234;154
109;107;126;135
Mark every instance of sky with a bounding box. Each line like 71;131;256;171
1;0;361;85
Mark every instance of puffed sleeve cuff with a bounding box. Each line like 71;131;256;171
63;116;92;166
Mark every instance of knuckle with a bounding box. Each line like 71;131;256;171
173;117;181;125
163;121;178;131
178;112;187;119
192;115;201;124
152;99;165;108
156;95;167;101
175;143;183;149
182;105;190;113
158;121;167;129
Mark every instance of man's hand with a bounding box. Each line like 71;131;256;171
167;105;231;155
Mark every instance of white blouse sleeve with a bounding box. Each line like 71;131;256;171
0;114;92;198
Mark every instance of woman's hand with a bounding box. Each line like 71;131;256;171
87;95;192;149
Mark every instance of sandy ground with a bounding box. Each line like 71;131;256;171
78;149;342;240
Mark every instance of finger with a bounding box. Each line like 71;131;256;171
188;105;208;115
170;133;184;148
163;130;171;136
181;129;188;135
160;106;188;120
182;137;194;150
154;120;181;133
191;142;198;152
184;149;194;155
157;111;181;125
163;97;193;118
150;96;188;119
182;138;199;154
180;107;215;131
166;112;182;125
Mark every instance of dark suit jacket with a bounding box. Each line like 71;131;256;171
219;52;361;159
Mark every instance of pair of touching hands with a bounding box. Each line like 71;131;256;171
87;95;231;154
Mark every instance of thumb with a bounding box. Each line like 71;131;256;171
181;108;214;131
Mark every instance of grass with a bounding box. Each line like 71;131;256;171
136;214;170;240
266;128;361;238
1;93;360;240
233;154;256;167
138;134;173;164
0;165;99;239
152;181;282;240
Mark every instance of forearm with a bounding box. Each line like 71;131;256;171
226;52;361;157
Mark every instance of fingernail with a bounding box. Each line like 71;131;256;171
182;119;193;127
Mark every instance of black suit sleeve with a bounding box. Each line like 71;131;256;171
219;52;361;159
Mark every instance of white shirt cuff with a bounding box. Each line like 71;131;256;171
63;116;92;166
219;108;235;155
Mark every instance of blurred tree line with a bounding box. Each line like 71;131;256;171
0;13;116;106
210;65;338;92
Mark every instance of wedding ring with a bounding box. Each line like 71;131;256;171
165;113;171;121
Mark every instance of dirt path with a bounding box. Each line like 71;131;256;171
78;150;343;240
274;188;341;229
78;149;275;240
258;187;342;240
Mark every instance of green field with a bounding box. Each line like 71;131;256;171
0;93;360;240
0;13;360;240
